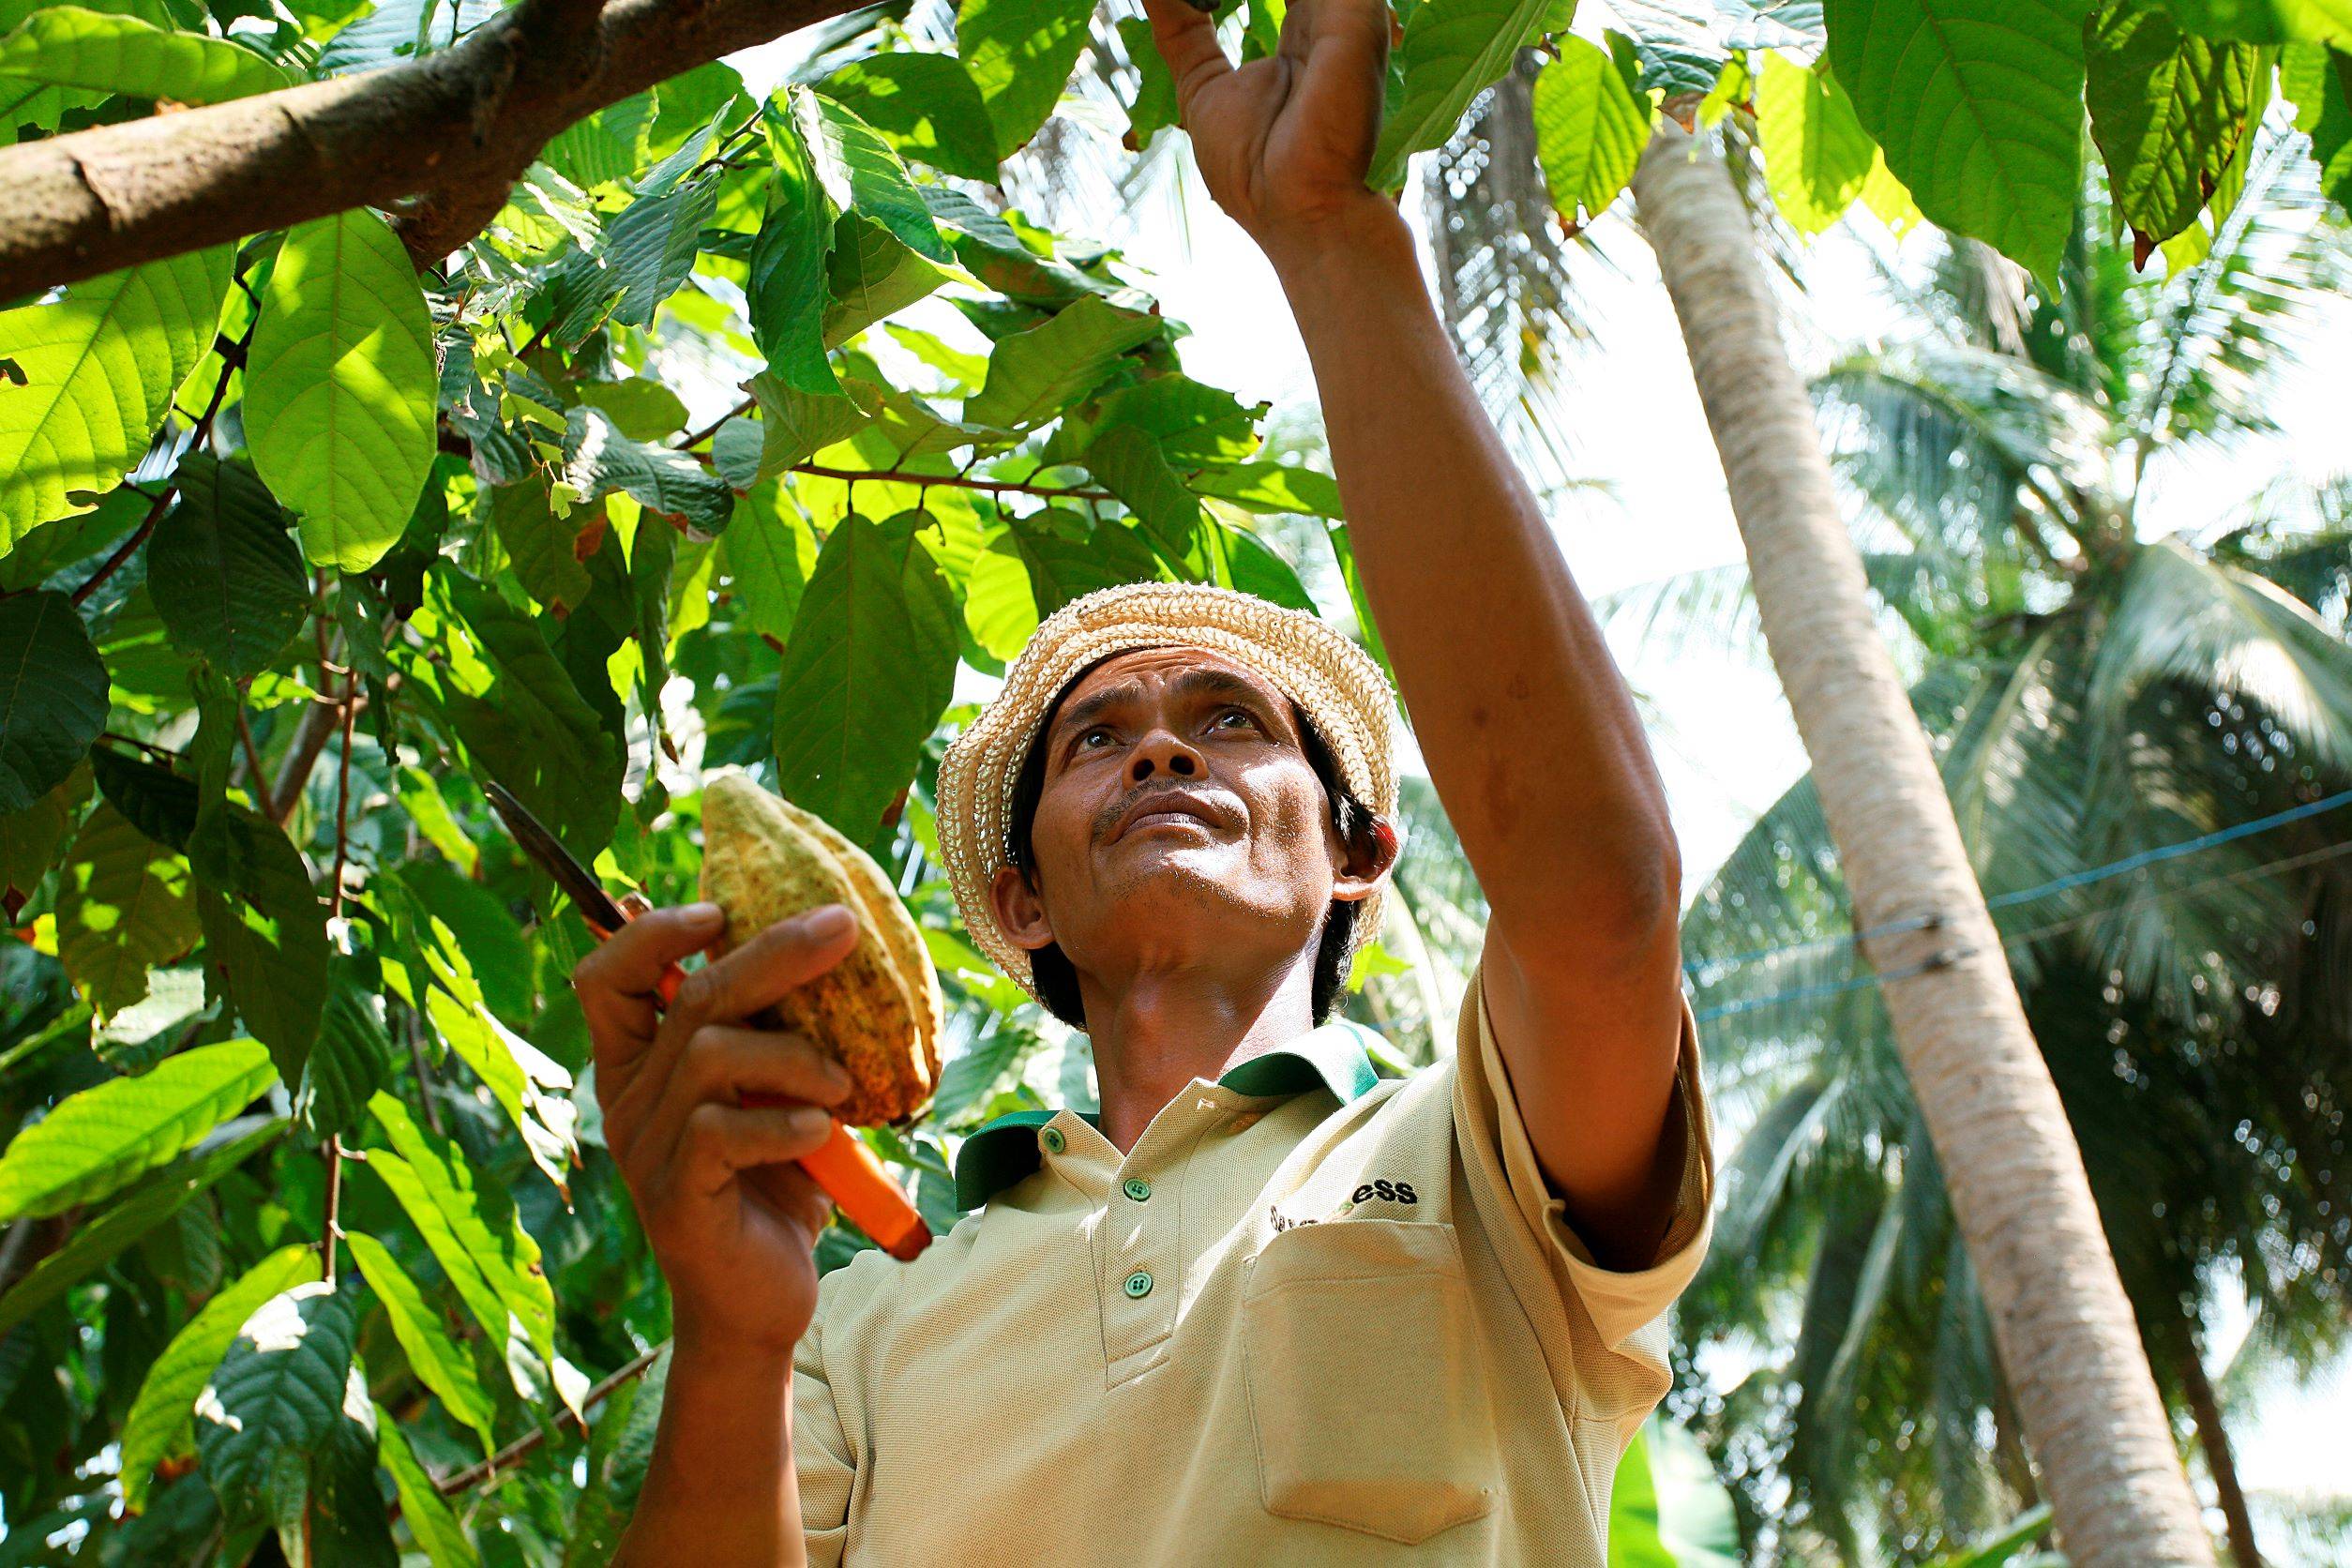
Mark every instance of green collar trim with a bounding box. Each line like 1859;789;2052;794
952;1021;1385;1211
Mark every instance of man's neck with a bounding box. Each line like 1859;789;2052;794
1080;957;1320;1153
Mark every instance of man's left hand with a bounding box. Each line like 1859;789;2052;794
1141;0;1396;256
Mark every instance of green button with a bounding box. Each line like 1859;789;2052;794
1123;1270;1153;1299
1122;1177;1152;1202
1041;1126;1065;1154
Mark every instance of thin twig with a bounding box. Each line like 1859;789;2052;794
68;327;245;609
320;1141;343;1286
328;659;358;923
679;394;756;452
232;698;268;801
790;462;1113;502
430;1342;667;1497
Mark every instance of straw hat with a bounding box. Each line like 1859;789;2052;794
935;580;1405;1010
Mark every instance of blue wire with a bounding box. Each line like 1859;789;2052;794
1683;784;2352;986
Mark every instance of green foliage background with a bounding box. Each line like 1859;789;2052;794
0;0;2345;1559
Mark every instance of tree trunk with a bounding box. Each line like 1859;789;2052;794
2176;1329;2263;1568
1628;118;2211;1567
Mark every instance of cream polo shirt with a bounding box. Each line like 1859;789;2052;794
791;944;1715;1564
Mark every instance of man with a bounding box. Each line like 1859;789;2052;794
573;0;1713;1558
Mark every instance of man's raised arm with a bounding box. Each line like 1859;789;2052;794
1146;0;1690;1270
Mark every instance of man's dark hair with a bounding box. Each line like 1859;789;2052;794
1003;657;1383;1032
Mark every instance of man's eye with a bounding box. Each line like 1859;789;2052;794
1078;728;1114;748
1214;709;1255;730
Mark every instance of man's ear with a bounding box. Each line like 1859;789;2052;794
1330;817;1399;906
990;864;1058;952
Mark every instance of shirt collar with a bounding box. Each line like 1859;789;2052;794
951;1020;1386;1211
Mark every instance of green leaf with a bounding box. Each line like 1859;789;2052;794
922;186;1111;306
808;91;953;263
1612;0;1730;94
0;1115;283;1334
399;860;533;1024
1756;54;1877;236
602;173;719;329
245;207;437;571
0;769;79;911
0;0;177;139
375;1406;482;1567
822;213;953;348
56;800;200;1017
89;745;195;850
1826;0;2089;283
190;802;327;1086
303;1401;400;1568
1119;16;1182;148
931;1022;1037;1123
819;52;1001;181
749;92;839;396
490;475;595;615
743;372;872;484
2283;40;2352;206
963;531;1038;660
193;1280;358;1502
2086;0;2267;249
1190;462;1347;518
1084;424;1217;575
0;247;228;550
345;1231;497;1451
294;957;394;1141
956;0;1095;158
574;377;688;442
422;977;576;1195
0;589;108;811
119;1244;320;1514
563;407;734;535
1531;33;1650;229
444;577;623;857
2157;0;2352;41
362;1093;556;1384
0;8;291;102
771;512;958;838
0;1037;274;1221
1003;508;1163;613
721;480;819;642
1367;0;1556;188
145;454;308;679
966;297;1163;430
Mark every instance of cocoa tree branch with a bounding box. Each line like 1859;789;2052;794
0;0;856;298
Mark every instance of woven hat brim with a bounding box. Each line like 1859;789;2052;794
936;581;1405;1012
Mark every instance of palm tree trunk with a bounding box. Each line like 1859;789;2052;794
2176;1328;2263;1568
1628;118;2211;1567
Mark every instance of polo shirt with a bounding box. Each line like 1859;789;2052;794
791;944;1715;1563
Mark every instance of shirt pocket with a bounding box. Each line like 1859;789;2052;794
1240;1218;1500;1545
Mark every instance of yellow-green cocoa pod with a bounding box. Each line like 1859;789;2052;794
699;769;943;1125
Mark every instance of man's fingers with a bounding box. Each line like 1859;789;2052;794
668;904;860;1030
678;1103;836;1196
638;1028;852;1169
745;1161;837;1244
576;902;726;1069
676;1025;852;1106
1141;0;1234;113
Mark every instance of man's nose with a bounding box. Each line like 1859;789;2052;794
1129;727;1201;782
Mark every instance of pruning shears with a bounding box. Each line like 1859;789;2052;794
483;780;932;1261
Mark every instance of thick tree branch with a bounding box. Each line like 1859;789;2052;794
0;0;853;297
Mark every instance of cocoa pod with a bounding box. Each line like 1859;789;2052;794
698;769;943;1126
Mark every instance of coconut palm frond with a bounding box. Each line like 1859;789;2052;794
2087;537;2352;776
2129;132;2351;466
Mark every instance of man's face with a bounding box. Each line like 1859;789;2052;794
988;645;1385;982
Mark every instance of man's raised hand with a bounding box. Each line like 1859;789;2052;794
575;902;861;1357
1140;0;1394;249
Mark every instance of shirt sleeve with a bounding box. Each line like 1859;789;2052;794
792;1294;858;1567
1448;940;1715;1441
